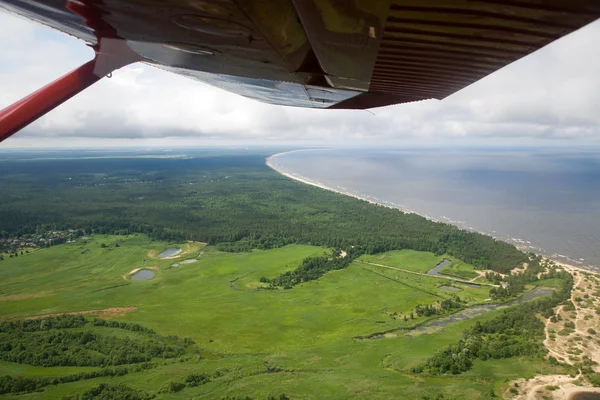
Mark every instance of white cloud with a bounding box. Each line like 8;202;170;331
1;10;599;147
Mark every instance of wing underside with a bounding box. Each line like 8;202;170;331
1;0;600;110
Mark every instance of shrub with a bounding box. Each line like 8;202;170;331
564;321;575;329
185;373;210;387
588;373;600;387
166;381;185;393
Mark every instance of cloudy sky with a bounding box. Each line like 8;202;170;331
1;10;599;148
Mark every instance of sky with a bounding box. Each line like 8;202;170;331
1;10;599;148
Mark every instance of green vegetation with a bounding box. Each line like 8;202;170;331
262;250;355;288
0;315;185;367
62;383;154;400
414;296;465;317
0;154;526;273
588;373;600;387
359;250;443;273
0;233;564;399
359;251;481;281
534;278;564;290
438;259;479;280
0;152;580;399
489;255;566;300
414;271;573;375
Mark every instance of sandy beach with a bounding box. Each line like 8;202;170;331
267;153;407;210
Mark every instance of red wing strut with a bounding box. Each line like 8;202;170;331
0;38;139;143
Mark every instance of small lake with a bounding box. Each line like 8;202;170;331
158;248;181;258
455;281;480;289
405;286;554;336
427;259;452;276
439;285;461;292
427;259;480;288
131;269;155;281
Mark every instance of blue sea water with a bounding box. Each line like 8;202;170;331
269;147;600;271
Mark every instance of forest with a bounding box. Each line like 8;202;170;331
0;152;526;273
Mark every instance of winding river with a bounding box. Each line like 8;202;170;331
405;286;554;336
357;286;554;340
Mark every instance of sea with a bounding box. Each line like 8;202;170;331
268;147;600;272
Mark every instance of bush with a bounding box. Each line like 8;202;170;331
588;373;600;387
185;373;210;387
62;383;154;400
564;302;576;311
166;381;185;393
588;328;596;335
564;321;575;329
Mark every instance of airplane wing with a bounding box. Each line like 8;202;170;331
1;0;599;141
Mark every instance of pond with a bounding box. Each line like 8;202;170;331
131;269;155;281
454;281;480;289
427;259;480;288
405;286;554;336
158;248;182;258
427;259;452;276
439;285;461;292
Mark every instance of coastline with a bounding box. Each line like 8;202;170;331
266;152;598;274
267;152;417;212
268;151;600;396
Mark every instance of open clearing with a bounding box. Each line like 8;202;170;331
0;235;582;399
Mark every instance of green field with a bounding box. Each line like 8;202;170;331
358;250;480;280
438;259;480;280
533;278;565;290
0;236;567;399
359;250;444;272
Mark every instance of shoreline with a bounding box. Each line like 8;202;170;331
266;152;599;274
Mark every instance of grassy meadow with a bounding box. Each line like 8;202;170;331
0;235;567;399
